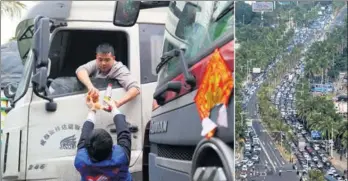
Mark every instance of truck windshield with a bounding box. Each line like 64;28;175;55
157;1;233;85
15;19;34;61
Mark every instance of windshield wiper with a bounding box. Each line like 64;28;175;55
156;49;179;74
156;48;196;87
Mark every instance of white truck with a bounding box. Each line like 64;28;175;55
298;137;306;152
1;1;168;180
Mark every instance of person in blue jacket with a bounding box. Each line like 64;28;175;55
74;96;132;181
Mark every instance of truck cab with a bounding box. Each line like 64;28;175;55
1;1;167;180
113;1;235;181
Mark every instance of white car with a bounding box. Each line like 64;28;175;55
321;156;328;162
240;172;248;179
242;158;249;163
314;144;320;151
297;124;303;130
253;146;262;152
333;173;340;178
313;156;319;162
327;169;336;175
252;155;259;161
242;165;248;171
317;162;323;168
247;161;254;167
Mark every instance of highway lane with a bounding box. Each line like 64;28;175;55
246;92;287;170
329;6;347;31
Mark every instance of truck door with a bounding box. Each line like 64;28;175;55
138;23;165;129
23;18;142;180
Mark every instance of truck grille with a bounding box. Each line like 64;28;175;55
152;144;195;161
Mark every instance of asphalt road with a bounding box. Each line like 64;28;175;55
245;89;299;181
329;6;347;31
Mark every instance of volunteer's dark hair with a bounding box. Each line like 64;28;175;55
96;43;115;56
86;128;113;162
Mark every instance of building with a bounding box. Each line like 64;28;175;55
335;101;347;117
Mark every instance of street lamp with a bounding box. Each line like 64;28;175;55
243;14;245;25
247;59;255;83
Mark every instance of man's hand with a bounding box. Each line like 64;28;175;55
88;86;99;95
103;99;123;116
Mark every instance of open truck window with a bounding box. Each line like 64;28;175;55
46;30;129;97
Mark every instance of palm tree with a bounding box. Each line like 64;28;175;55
1;1;26;18
308;169;325;181
270;120;289;147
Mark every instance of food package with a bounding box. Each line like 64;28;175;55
87;91;102;110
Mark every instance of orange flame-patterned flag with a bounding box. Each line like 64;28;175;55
194;49;233;138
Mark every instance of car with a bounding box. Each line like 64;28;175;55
313;156;319;162
253;146;261;152
242;165;248;171
316;161;323;169
306;156;312;161
301;130;307;135
240;172;248;179
252;150;260;155
242;158;249;163
251;155;259;161
306;147;313;153
297;124;303;130
247;161;254;167
314;144;320;151
327;169;336;175
333;173;340;178
235;161;242;167
310;151;318;157
244;151;252;158
321;156;328;162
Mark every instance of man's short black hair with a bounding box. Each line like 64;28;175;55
96;43;115;56
86;128;113;162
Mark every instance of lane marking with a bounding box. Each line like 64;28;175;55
259;123;286;166
251;127;276;172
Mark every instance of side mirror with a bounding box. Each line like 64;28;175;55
32;67;48;92
113;1;141;27
32;16;50;92
31;16;57;112
3;83;17;99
